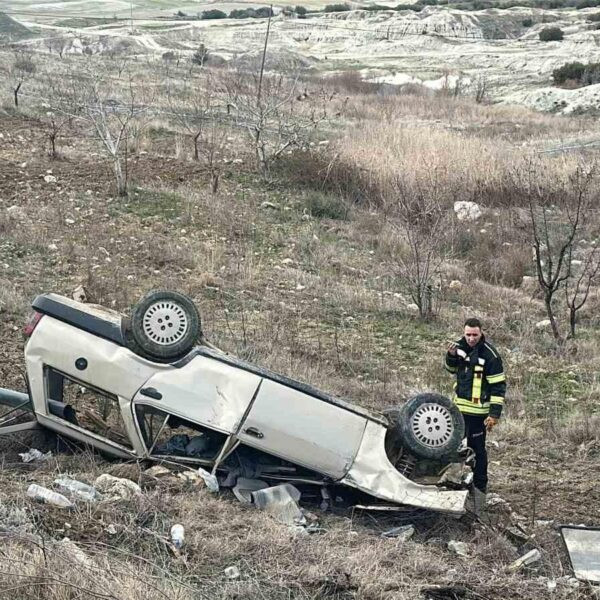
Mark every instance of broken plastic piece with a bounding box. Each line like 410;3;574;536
27;484;73;508
381;524;415;541
560;526;600;583
447;540;469;557
197;467;219;493
232;478;269;504
507;548;541;572
19;448;51;463
251;484;305;526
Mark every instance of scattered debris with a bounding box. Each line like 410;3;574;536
381;524;415;541
145;465;172;478
507;548;541;572
196;467;219;493
232;477;269;504
560;526;600;583
170;524;185;550
252;484;306;526
94;474;142;501
447;540;469;557
438;463;473;488
224;566;240;580
56;537;94;567
18;448;52;463
448;280;462;289
43;175;57;184
26;484;74;508
260;201;280;210
177;470;203;486
54;476;101;502
72;285;87;303
535;319;551;330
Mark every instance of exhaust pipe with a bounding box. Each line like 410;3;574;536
0;388;33;412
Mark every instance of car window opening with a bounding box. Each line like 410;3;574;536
45;367;133;450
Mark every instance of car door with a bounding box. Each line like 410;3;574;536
236;378;368;480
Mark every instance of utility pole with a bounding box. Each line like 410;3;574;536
130;1;134;35
257;5;273;110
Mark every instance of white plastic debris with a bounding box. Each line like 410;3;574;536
170;524;185;550
454;201;482;222
224;566;240;580
56;537;94;567
448;540;469;557
43;175;57;184
27;484;73;509
94;474;142;501
19;449;52;463
54;476;101;502
507;548;541;572
252;484;305;526
381;524;415;541
196;467;219;493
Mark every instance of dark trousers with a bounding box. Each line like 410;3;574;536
463;414;488;493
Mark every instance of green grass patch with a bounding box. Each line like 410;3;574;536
304;191;350;220
111;187;183;220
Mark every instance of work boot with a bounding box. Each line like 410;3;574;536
472;487;488;521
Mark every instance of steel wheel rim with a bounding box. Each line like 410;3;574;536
142;300;189;346
411;403;453;448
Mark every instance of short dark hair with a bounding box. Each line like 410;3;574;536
464;317;482;329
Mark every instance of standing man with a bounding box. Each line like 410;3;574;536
445;318;506;515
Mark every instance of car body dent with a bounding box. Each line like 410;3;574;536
342;421;468;514
133;354;262;434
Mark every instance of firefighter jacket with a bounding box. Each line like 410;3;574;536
445;335;506;418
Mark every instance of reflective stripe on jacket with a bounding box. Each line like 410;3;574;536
445;335;506;418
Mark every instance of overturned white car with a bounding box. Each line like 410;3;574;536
0;291;469;514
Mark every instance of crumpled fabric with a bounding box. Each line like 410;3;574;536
94;474;141;501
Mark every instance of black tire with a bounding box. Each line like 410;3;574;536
129;290;201;360
387;393;464;461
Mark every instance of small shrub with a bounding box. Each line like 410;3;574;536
304;191;350;220
576;0;600;8
229;8;256;17
539;26;564;41
254;6;274;17
295;5;308;13
553;61;585;84
200;9;227;19
323;3;352;11
552;61;600;86
521;17;533;26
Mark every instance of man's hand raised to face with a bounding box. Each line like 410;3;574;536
447;342;458;356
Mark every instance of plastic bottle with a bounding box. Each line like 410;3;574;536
53;476;100;502
27;484;74;508
170;524;185;549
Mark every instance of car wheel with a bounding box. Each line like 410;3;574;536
129;290;201;361
387;393;464;461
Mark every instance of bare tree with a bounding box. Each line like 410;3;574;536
223;69;326;177
565;241;600;338
9;50;36;108
523;162;597;343
43;110;71;159
49;58;151;196
391;175;450;319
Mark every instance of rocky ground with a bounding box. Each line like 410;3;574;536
0;101;599;598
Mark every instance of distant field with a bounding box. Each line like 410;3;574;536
0;0;353;22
